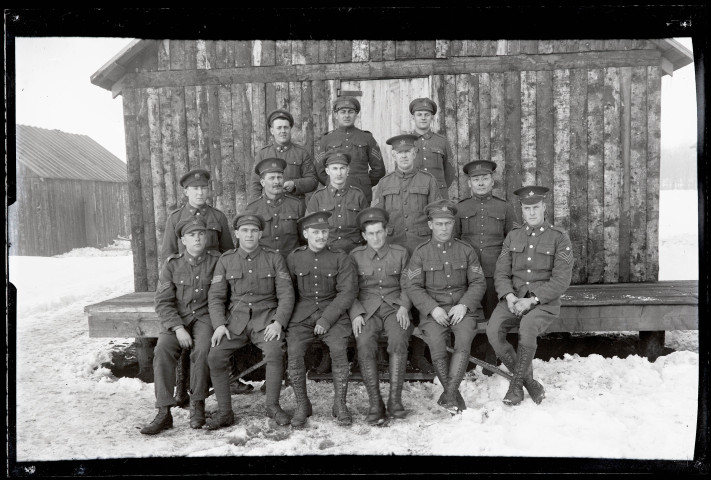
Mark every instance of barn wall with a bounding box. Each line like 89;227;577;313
119;39;664;291
9;176;130;256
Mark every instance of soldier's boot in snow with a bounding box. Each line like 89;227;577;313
442;350;469;414
387;353;408;419
503;344;536;406
330;353;352;426
189;400;205;429
204;410;235;430
140;406;173;435
432;356;451;407
264;358;291;425
360;353;386;425
288;357;312;429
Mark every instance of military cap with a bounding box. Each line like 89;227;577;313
233;213;265;231
299;211;332;229
356;207;389;228
176;217;207;237
514;185;549;205
324;151;351;166
463;160;497;176
409;97;438;115
386;133;419;152
267;108;294;128
333;96;361;113
426;199;458;219
254;157;287;176
180;168;211;188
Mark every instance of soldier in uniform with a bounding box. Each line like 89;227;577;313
455;160;517;374
245;158;305;258
206;214;295;429
141;218;219;434
376;133;441;375
285;211;358;428
487;186;573;406
315;97;385;205
307;151;368;254
409;98;456;199
405;200;487;414
248;109;318;209
160;168;234;262
349;207;414;424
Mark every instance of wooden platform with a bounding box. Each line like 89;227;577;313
86;281;699;340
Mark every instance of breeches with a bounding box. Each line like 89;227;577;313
286;311;352;359
355;304;413;358
486;301;560;351
418;310;477;362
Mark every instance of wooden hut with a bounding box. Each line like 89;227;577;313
90;38;693;292
10;125;131;256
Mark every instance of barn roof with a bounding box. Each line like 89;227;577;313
90;38;694;93
16;125;127;182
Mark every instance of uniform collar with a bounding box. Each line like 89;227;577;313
337;125;357;133
413;129;433;140
185;251;206;265
187;204;209;215
395;167;416;178
524;221;550;235
238;246;262;259
367;243;390;259
273;141;292;153
265;194;284;206
329;184;348;196
435;240;454;250
472;192;493;201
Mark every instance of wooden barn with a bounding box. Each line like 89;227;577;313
86;39;697;378
10;125;131;256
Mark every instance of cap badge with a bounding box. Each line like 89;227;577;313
195;173;201;180
528;191;535;196
368;213;374;218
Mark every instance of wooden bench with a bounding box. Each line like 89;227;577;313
85;280;698;381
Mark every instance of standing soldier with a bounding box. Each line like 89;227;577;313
406;200;486;414
285;211;358;428
307;152;368;254
350;207;414;424
161;168;234;262
206;214;295;429
487;186;573;406
245;158;305;258
455;160;517;374
315;97;385;205
248;109;318;209
376;133;441;375
409;98;456;199
141;218;219;434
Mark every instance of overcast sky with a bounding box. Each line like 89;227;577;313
14;37;696;163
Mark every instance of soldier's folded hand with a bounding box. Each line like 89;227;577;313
352;316;365;337
264;321;282;342
447;304;467;325
505;293;519;314
314;322;329;335
396;306;410;329
431;306;450;326
175;326;193;349
211;325;231;347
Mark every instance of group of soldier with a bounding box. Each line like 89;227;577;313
141;95;574;435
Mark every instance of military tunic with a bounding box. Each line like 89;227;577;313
285;245;358;357
248;142;318;206
160;204;234;262
456;193;517;318
244;194;305;257
306;184;368;253
412;130;455;199
487;221;574;349
406;238;486;360
375;168;442;255
349;243;413;355
152;249;220;408
315;125;385;204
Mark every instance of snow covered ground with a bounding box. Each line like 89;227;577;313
9;190;701;465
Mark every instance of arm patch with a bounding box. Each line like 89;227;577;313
558;250;574;264
407;267;422;280
498;246;510;258
157;281;171;293
470;265;484;275
211;275;223;284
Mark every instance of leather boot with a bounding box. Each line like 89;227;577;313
189;400;205;429
204;410;235;430
500;345;544;405
387;353;408;419
503;344;536;406
330;354;352;426
265;358;291;426
442;350;469;414
174;349;190;408
140;407;173;435
288;356;312;429
432;357;450;407
360;354;386;425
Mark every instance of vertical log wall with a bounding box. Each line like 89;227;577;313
118;39;664;291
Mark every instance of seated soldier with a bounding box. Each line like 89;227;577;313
405;200;486;414
350;207;414;424
285;211;358;428
141;218;219;434
206;214;296;429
